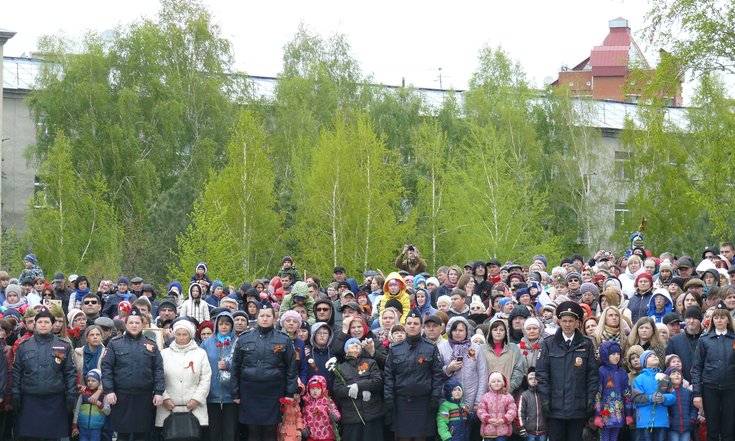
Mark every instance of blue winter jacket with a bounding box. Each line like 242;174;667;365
201;311;236;404
668;386;696;434
632;368;676;428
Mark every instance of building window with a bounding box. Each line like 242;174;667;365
614;151;632;181
614;202;630;230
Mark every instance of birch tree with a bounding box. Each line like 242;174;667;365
293;114;405;277
26;133;122;278
170;110;280;284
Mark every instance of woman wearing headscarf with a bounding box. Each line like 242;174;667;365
332;314;386;369
437;316;486;412
375;307;401;350
102;306;165;441
12;306;76;440
518;316;544;374
201;310;237;441
232;303;298;441
155;319;212;431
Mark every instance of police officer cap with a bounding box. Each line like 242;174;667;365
129;306;142;317
555;300;584;320
406;308;423;324
35;306;55;322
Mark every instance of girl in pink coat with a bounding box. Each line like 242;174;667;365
477;371;517;440
302;375;341;441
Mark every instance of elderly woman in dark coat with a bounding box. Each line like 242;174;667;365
13;306;76;440
334;337;385;441
231;302;298;441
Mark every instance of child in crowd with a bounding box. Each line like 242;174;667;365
437;379;469;441
626;345;644;386
516;368;547;440
594;341;632;441
477;371;516;441
664;355;690;389
389;324;406;346
72;369;110;441
632;350;675;440
666;366;696;441
648;289;673;323
18;253;43;281
471;333;486;347
539;304;557;337
190;262;211;294
279;382;304;441
302;375;340;441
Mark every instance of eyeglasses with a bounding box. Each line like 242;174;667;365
84;300;98;305
316;307;330;312
568;278;580;282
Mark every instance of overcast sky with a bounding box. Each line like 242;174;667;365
4;0;655;91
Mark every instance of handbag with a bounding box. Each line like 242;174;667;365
162;408;201;441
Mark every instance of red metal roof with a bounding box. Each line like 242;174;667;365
590;47;629;68
602;28;632;46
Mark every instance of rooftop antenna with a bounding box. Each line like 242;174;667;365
436;67;443;89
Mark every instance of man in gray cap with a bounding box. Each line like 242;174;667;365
52;272;73;313
129;276;144;297
536;301;597;441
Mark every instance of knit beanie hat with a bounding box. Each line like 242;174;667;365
436;295;451;308
279;310;303;329
639;350;656;368
498;297;513;310
580;283;599;298
488;371;506;388
635;272;653;287
173;319;196;337
86;368;102;382
664;366;681;376
344;337;361;353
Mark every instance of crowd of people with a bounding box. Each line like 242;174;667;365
2;236;735;441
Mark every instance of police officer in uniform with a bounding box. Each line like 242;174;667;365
384;309;445;441
231;301;298;441
102;306;164;441
13;306;77;440
536;301;598;441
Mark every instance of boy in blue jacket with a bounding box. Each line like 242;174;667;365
631;350;676;441
665;366;696;441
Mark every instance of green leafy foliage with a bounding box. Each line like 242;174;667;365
292;114;407;277
170;110;281;285
26;133;122;278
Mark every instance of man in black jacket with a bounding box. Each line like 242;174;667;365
666;305;703;383
536;301;598;441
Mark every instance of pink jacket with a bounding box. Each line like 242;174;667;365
476;373;517;438
303;376;341;441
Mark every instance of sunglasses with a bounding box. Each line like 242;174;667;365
316;307;330;312
84;300;98;305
